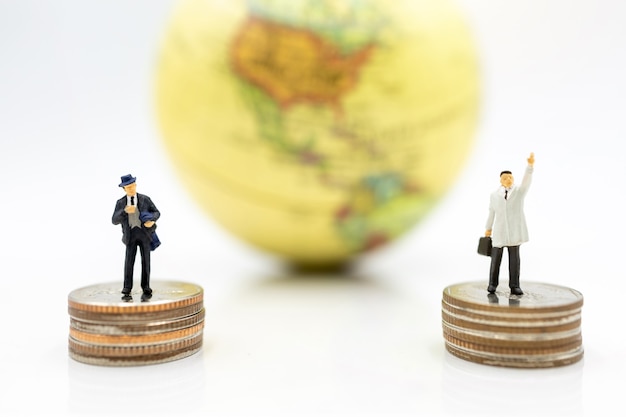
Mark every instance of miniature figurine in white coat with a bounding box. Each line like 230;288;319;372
485;153;534;295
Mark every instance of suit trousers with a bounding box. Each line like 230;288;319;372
123;227;152;293
489;246;520;289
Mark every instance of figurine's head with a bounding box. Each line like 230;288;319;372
119;174;137;196
500;171;513;188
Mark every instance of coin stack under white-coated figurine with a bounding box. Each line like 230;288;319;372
441;281;584;368
68;281;204;366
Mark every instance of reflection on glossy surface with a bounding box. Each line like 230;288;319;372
68;350;207;415
195;271;437;415
442;352;583;416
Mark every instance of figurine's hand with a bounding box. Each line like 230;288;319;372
527;152;535;166
124;205;136;214
144;221;155;228
485;230;492;237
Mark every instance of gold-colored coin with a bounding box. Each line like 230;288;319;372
69;322;205;346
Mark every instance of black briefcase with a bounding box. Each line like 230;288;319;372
477;236;492;256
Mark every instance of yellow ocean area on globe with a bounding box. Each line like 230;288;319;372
156;0;480;266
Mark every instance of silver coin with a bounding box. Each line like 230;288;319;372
441;309;581;332
68;280;203;312
69;340;203;367
445;343;584;368
443;281;583;313
69;302;204;324
442;321;582;347
70;309;206;335
442;298;582;322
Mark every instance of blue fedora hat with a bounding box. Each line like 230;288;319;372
119;174;136;187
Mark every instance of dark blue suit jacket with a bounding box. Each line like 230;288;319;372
112;193;160;248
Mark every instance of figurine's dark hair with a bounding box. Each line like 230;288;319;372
500;170;512;177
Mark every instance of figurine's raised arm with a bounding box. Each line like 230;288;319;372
519;152;534;194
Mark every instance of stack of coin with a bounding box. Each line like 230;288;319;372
68;281;204;366
442;281;583;368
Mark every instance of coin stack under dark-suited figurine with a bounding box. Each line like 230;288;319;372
67;175;204;366
442;154;585;368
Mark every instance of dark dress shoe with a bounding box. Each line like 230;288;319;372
122;288;131;295
510;287;524;295
141;292;152;302
487;285;497;294
121;294;133;302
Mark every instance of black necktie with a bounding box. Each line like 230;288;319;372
130;196;135;206
504;190;508;200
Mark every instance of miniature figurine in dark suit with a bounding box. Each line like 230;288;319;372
485;153;534;296
112;174;160;301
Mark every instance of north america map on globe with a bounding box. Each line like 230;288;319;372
229;5;428;252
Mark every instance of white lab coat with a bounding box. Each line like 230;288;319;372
485;165;533;248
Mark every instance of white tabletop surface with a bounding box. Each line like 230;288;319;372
1;1;624;415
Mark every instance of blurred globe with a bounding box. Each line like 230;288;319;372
156;0;479;266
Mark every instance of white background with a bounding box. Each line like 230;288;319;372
1;0;625;415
